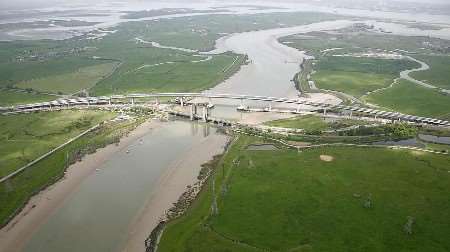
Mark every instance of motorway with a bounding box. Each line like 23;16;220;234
2;92;449;127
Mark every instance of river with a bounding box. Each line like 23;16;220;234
8;120;228;252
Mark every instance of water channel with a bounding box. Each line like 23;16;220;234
23;120;227;252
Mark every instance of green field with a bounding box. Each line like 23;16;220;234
365;80;450;119
158;136;450;251
16;62;118;94
0;110;115;178
280;29;450;57
0;89;53;106
92;53;245;94
410;55;450;90
133;12;340;51
265;114;368;132
313;70;394;97
266;114;329;131
311;56;419;97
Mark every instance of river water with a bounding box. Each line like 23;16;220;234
23;120;227;252
418;134;450;145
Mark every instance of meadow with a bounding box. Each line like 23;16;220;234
158;135;450;252
0;89;53;107
0;110;115;178
16;62;119;94
265;114;368;133
280;29;450;57
365;80;450;119
309;55;419;98
410;54;450;90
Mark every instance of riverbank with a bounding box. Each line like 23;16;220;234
0;119;158;252
122;129;229;252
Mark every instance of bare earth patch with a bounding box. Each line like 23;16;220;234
320;155;334;162
410;150;426;156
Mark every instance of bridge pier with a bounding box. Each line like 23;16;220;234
323;108;327;116
190;104;197;120
108;98;112;105
202;106;209;122
180;97;184;107
130;98;135;106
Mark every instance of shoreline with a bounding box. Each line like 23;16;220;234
0;119;159;252
122;128;229;252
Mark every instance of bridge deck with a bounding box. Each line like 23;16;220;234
2;93;449;127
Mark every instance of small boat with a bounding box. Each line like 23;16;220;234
237;105;249;112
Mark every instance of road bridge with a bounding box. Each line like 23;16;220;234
2;92;449;127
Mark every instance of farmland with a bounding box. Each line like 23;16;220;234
311;56;418;97
365;79;450;119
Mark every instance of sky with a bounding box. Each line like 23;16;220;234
0;0;449;11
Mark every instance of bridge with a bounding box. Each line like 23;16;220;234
2;92;449;127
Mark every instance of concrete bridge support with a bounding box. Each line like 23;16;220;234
130;98;135;106
108;98;112;105
202;106;209;122
190;104;197;121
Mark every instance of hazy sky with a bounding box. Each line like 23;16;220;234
1;0;449;11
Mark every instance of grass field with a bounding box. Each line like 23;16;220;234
280;29;450;57
133;12;340;51
313;70;395;97
15;62;118;94
365;80;450;119
0;110;115;178
266;114;329;131
265;114;369;132
158;135;450;252
0;117;140;227
92;53;245;94
311;56;419;97
0;89;53;106
410;55;450;90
